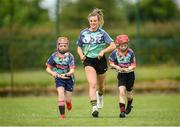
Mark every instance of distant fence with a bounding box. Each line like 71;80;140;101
0;37;180;71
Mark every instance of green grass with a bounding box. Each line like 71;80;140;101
0;66;180;88
0;94;180;126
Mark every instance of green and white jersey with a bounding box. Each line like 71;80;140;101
77;28;113;58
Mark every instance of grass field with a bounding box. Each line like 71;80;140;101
0;94;180;126
0;66;180;88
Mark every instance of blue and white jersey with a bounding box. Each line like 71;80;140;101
77;28;113;58
46;51;75;74
109;48;136;68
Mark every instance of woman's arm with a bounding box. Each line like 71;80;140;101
77;46;86;62
98;42;116;59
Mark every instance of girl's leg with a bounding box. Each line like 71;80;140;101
65;91;73;110
119;86;126;118
97;73;106;95
127;91;133;102
57;87;65;119
85;66;98;117
96;73;106;108
126;91;133;114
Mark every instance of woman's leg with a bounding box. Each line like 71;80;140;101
96;73;106;108
85;66;97;101
97;73;106;95
85;66;98;117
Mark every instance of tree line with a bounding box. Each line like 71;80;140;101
0;0;179;28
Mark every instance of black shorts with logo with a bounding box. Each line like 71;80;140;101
117;72;135;91
83;56;108;75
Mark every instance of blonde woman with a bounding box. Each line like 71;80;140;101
77;8;116;117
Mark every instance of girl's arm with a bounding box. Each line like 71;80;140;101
46;67;58;78
64;68;75;77
109;63;123;72
46;67;70;79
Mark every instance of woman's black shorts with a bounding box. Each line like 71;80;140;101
117;72;135;91
83;56;108;75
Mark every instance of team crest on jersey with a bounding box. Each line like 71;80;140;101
82;31;103;44
82;34;94;43
54;54;69;65
117;53;131;64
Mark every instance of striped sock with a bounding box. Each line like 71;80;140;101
127;99;133;107
58;100;65;115
119;103;125;113
90;100;97;106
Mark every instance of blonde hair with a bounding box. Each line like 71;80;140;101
57;37;69;43
56;36;69;50
88;8;104;28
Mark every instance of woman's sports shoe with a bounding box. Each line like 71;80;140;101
92;106;99;117
96;91;103;109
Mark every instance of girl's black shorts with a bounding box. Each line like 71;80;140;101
83;56;108;74
117;72;135;91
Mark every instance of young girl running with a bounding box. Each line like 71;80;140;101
46;37;75;119
109;34;136;118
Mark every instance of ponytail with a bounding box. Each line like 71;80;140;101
88;8;104;28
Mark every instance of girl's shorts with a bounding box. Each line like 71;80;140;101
117;72;135;91
55;77;74;92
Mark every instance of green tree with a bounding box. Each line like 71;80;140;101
128;0;179;22
0;0;49;27
140;0;178;21
60;0;120;28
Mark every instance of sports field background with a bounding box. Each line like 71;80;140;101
0;0;180;126
1;66;180;89
0;94;180;126
0;64;180;126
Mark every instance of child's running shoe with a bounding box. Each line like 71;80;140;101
125;105;133;114
96;91;103;109
59;114;65;119
66;101;72;111
119;112;126;118
92;106;99;117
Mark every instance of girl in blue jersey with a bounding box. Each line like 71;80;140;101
77;8;116;117
46;37;75;119
109;34;136;118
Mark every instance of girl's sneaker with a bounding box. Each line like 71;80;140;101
60;114;65;119
125;105;133;114
66;101;72;111
119;112;126;118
